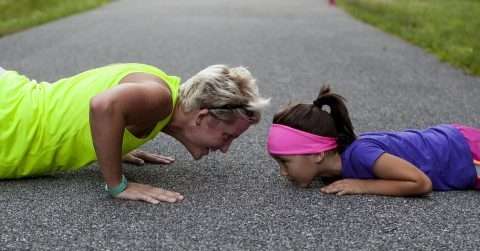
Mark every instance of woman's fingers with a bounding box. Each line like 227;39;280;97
122;153;145;165
130;150;175;165
146;188;184;203
148;191;180;203
141;152;175;164
154;187;183;198
116;182;184;204
140;194;160;204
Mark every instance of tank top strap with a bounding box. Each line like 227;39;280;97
120;65;181;154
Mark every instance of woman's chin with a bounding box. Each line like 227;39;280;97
190;149;208;160
191;152;203;160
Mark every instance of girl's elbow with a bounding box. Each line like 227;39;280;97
417;177;433;195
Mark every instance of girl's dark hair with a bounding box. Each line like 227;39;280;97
272;85;356;153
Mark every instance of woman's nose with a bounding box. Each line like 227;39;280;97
280;167;288;177
220;141;232;153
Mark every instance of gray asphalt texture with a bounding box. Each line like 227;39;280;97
1;0;480;250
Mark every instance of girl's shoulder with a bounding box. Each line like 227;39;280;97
343;138;385;164
341;138;384;178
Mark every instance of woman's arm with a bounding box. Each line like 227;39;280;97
320;153;432;196
89;81;183;203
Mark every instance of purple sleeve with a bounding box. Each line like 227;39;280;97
348;140;385;178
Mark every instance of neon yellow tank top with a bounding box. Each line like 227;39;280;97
0;63;180;179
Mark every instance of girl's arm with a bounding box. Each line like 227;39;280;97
320;153;432;196
90;81;183;204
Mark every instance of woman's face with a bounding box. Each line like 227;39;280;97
184;112;252;160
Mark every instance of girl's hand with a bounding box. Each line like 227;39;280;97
320;179;367;195
116;182;184;204
122;150;175;165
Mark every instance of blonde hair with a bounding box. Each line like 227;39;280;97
179;65;270;123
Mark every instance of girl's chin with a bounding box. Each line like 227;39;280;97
291;180;311;188
298;183;311;188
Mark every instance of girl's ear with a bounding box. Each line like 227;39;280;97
313;152;327;164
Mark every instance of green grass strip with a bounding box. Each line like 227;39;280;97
337;0;480;76
0;0;110;37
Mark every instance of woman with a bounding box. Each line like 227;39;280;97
0;63;270;204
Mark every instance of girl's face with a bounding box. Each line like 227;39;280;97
273;155;320;188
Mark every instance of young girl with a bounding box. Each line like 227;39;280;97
267;86;480;196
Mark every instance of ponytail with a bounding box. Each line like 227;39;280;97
313;85;356;152
272;85;356;153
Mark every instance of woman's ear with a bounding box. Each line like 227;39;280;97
195;108;209;126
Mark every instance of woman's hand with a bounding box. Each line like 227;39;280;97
320;179;367;195
116;182;184;204
122;149;175;165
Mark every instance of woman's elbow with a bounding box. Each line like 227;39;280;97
90;95;113;114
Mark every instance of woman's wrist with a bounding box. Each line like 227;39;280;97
105;175;128;197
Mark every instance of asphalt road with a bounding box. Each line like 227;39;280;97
1;0;480;250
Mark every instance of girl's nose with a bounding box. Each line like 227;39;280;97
280;167;288;177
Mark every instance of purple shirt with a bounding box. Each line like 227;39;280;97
341;124;476;190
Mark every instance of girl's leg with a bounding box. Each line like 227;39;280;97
476;164;480;190
0;66;5;75
453;124;480;161
452;124;480;190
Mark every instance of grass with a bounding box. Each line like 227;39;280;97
337;0;480;76
0;0;110;37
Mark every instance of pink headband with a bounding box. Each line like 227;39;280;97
267;124;338;155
